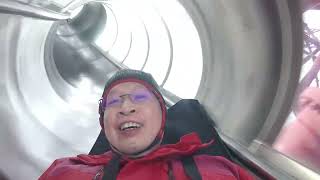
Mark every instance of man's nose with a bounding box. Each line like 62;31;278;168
119;97;136;116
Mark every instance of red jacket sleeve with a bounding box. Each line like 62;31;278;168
193;155;255;180
38;159;60;180
235;163;256;180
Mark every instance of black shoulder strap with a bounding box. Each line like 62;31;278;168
181;157;202;180
102;153;121;180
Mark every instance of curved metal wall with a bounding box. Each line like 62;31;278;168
0;0;304;179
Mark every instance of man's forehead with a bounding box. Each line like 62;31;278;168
108;82;150;96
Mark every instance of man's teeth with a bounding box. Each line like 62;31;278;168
120;122;141;131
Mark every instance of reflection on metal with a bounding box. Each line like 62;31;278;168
221;133;287;179
61;0;110;13
251;140;320;179
94;44;130;70
102;4;119;53
121;32;132;64
57;2;107;43
229;0;303;144
139;22;150;71
159;15;174;87
0;0;70;20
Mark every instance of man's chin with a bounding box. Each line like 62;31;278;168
118;142;159;157
119;145;142;155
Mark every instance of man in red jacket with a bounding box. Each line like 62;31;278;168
39;69;254;180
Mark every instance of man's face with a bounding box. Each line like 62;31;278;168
103;82;162;154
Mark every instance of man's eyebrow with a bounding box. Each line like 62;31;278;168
107;89;117;97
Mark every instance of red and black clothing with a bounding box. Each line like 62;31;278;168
39;133;254;180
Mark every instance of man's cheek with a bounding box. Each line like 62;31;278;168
298;108;320;125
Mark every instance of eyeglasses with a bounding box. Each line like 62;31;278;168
105;90;153;108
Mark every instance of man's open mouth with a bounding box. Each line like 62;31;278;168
119;122;142;131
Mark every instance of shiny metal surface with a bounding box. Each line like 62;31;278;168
57;2;106;42
0;13;116;179
250;140;320;179
220;132;290;179
0;0;70;20
190;0;302;145
61;0;110;13
0;0;306;179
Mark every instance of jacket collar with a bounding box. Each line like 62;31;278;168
72;132;213;165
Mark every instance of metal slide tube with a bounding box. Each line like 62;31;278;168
0;0;70;20
0;0;307;179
